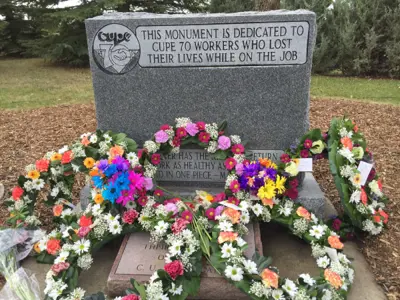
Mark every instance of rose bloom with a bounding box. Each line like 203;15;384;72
79;215;93;227
261;268;279;288
47;239;61;255
53;204;64;217
218;231;238;244
61;150;73;164
171;218;189;234
328;236;344;249
296;207;311;220
110;145;124;158
51;262;70;275
222;208;241;224
324;269;342;289
12;186;24;200
340;137;353;150
35;159;50;172
164;260;184;280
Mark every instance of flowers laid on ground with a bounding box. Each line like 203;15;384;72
1;117;389;300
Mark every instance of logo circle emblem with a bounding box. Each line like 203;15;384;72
92;24;140;75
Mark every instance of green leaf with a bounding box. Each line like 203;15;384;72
182;276;201;296
213;150;228;160
218;120;228;132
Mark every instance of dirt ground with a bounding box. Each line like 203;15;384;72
0;98;399;298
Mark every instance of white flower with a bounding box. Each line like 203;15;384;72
349;190;361;203
58;145;69;154
207;141;218;153
243;259;258;274
230;135;241;144
54;251;70;264
109;220;122;235
103;133;112;143
311;213;319;224
89;134;98;143
169;240;183;256
143;141;158;153
126;152;139;166
175;117;191;127
271;289;285;300
61;208;72;218
252;204;263;216
32;178;45;190
309;225;326;239
322;289;332;300
369;180;383;197
299;273;316;286
62;226;73;238
236;237;247;247
317;256;330;268
48;281;68;299
224;265;244;281
23;180;33;191
338;148;355;163
91;204;103;216
347;268;354;283
282;279;298;297
73;239;90;255
154;220;169;236
169;283;183;295
69;287;86;300
218;220;233;232
221;243;236;258
50;187;60;197
238;200;249;211
77;253;93;270
278;205;292;217
105;213;120;223
240;211;250;224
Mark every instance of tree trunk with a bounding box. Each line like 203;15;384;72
255;0;280;11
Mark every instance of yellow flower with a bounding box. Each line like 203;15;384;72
285;161;299;176
84;157;95;169
94;194;104;204
51;153;62;161
27;170;40;179
352;173;361;186
257;180;276;200
275;175;286;194
33;242;41;253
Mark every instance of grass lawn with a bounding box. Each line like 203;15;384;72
1;58;400;109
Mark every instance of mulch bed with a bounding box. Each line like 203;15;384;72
0;99;399;298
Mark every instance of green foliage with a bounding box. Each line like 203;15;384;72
210;0;254;13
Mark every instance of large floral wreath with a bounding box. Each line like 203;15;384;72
3;117;389;300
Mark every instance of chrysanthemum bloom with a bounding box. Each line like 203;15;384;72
232;144;244;154
81;136;90;146
303;139;313;149
51;153;62;161
198;132;210;143
27;170;40;179
154;189;163;197
224;157;237;170
155;130;169;143
218;231;238;244
218;136;231;150
275;175;286;194
109;145;124;158
230;180;240;193
222;208;241;224
61;150;73;164
205;207;216;220
328;235;344;249
196;121;206;130
164;260;184;280
257;180;276;201
47;239;61;255
300;149;309;158
151;154;161;165
35;159;50;172
53;204;63;217
324;269;342;289
340;137;353;150
176;127;187;138
94;194;104;204
280;153;291;163
261;268;279;288
83;157;95;169
137;196;148;206
79;215;92;227
12;186;23;201
181;210;193;222
296;207;311;220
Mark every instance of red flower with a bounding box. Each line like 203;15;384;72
171;218;189;234
224;157;237;170
361;188;367;205
332;218;342;231
151;154;161;165
227;196;239;205
367;168;376;182
198;132;210;143
51;262;70;275
377;180;383;190
176;127;187;138
232;144;245;154
138;196;148;206
12;186;24;200
214;192;225;202
122;295;140;300
205;208;216;220
123;209;139;224
164;260;184;280
61;150;73;164
285;188;298;199
172;136;181;147
374;209;388;224
303;139;313;149
289;178;299;188
47;239;61;255
35;159;50;172
79;215;92;227
280;153;291;163
181;210;193;222
154;189;163;197
137;149;144;158
160;124;170;130
300;149;309;158
196;122;206;131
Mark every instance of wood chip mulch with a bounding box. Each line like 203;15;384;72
0;99;398;298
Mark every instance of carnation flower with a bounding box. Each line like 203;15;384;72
218;136;231;150
51;262;70;275
171;218;189;234
185;123;199;136
164;260;184;280
155;130;169;143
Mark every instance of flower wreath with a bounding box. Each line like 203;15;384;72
284;117;389;237
4;116;388;300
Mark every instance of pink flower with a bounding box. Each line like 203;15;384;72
229;180;240;192
185;123;199;136
138;196;148;206
122;295;140;300
196;122;206;130
143;177;153;190
160;124;170;130
123;209;139;224
280;153;291;163
155;130;169;143
117;189;134;206
151;154;161;165
218;136;231;150
198;132;210;143
232;144;245;154
164;260;184;280
332;218;342;232
172;218;189;234
129;172;144;190
181;210;193;222
235;163;244;175
78;226;91;238
172;136;181;147
304;139;313;149
214;192;225;202
165;203;178;216
205;208;216;220
215;206;224;216
137;149;144;158
224;157;236;170
154;189;163;197
176;127;187;138
300;149;309;158
51;262;70;275
227;197;239;205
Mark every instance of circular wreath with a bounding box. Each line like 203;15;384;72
3;117;388;300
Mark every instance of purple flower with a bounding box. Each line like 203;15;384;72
185;123;199;136
155;130;169;143
217;136;231;150
215;206;224;216
112;156;130;171
143;177;153;190
265;168;277;181
97;159;109;172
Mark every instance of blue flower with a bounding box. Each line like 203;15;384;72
115;172;130;190
104;164;117;177
92;176;103;189
102;181;120;203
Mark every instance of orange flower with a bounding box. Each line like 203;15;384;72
218;231;238;244
261;197;274;208
35;159;49;172
205;194;214;202
328;236;344;249
61;150;73;164
51;153;62;161
377;180;383;190
46;239;61;255
361;188;367;205
90;168;100;177
260;268;279;288
110;145;124;158
52;204;63;217
259;158;276;169
340;137;353;150
353;125;358;133
27;170;40;179
94;194;104;204
324;269;342;289
296;207;311;220
222;207;241;224
292;158;300;166
374;209;389;224
83;157;95;169
33;242;41;253
81;136;90;146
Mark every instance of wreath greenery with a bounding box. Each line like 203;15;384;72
2;117;388;300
